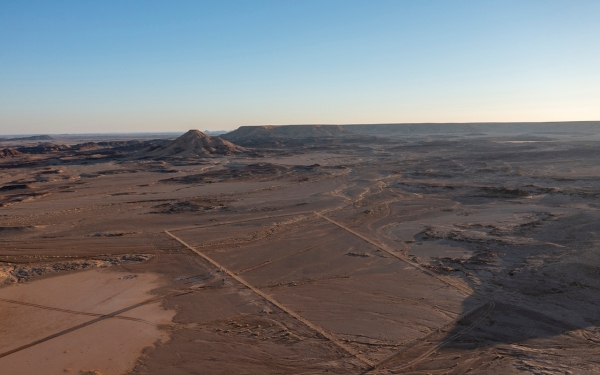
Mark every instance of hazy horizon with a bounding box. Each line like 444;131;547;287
2;1;599;135
3;120;600;138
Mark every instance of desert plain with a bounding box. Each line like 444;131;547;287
0;122;599;374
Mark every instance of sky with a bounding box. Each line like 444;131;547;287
1;0;599;135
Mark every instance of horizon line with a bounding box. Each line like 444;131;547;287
2;120;600;137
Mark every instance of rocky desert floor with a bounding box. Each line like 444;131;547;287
1;133;599;374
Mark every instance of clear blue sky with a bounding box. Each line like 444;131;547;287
1;0;599;134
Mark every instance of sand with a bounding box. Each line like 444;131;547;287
0;269;175;375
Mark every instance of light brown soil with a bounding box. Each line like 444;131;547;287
0;269;174;375
1;130;599;374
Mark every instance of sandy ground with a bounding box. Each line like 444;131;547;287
0;269;174;375
1;132;599;374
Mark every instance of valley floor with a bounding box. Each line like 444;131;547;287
1;135;599;374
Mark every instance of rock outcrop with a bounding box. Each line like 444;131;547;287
144;130;244;158
0;148;23;158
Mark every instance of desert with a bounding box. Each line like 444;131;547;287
0;123;598;374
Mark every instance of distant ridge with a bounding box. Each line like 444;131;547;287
0;135;54;142
144;130;244;158
221;124;353;142
221;121;600;140
342;121;600;135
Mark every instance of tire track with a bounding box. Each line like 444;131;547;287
235;241;325;275
164;230;376;369
0;297;159;326
168;211;314;233
366;299;495;374
314;212;495;371
315;212;474;295
0;290;179;360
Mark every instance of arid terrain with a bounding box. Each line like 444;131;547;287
1;123;599;374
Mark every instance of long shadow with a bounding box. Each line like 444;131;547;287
429;213;600;351
376;210;600;373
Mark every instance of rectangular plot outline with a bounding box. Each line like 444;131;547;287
164;229;376;368
165;211;490;370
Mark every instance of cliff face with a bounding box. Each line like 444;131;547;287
221;125;354;141
222;122;600;140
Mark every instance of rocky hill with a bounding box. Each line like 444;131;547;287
0;148;22;158
144;130;244;158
